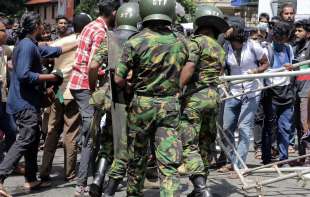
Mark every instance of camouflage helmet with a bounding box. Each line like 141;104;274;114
193;5;229;34
139;0;176;24
116;2;141;32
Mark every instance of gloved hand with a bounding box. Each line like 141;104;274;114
51;68;64;86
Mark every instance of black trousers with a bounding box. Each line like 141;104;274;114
0;109;41;183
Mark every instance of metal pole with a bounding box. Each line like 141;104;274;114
243;153;310;175
220;82;284;102
247;167;310;173
216;123;248;170
229;59;310;85
243;169;310;190
219;69;310;81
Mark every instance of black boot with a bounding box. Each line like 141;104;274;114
188;175;213;197
89;158;109;197
103;178;122;197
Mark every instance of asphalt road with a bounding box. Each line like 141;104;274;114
3;147;310;197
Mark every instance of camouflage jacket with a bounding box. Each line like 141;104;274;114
187;35;225;88
93;39;108;68
116;27;189;96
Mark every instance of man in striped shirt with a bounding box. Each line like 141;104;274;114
68;1;120;196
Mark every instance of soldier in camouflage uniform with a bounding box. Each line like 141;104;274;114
114;0;187;196
88;3;141;197
179;5;228;197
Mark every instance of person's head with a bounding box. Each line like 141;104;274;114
272;21;290;51
193;5;229;39
18;11;43;40
0;21;7;45
280;2;295;23
41;23;52;41
250;26;267;43
259;13;270;23
226;16;246;45
294;19;310;43
139;0;176;28
12;19;19;31
55;15;69;35
73;13;92;33
97;0;120;28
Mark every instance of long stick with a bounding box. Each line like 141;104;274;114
224;60;310;85
242;153;310;175
220;69;310;81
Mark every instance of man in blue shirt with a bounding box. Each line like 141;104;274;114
262;21;295;165
0;12;74;197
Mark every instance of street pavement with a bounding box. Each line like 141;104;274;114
3;147;310;197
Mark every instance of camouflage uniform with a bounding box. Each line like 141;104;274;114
89;40;115;164
180;35;225;175
116;27;188;197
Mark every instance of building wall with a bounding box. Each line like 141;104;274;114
194;0;258;26
28;3;58;25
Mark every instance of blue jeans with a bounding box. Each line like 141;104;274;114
262;101;294;163
70;89;95;186
223;96;259;168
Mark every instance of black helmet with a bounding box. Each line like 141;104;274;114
193;5;229;34
73;13;92;33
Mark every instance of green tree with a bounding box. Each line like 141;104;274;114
177;0;196;14
0;0;26;17
75;0;98;18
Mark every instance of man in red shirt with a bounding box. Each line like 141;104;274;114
68;1;120;196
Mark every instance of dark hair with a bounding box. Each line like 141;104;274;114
18;11;41;39
280;2;296;16
295;19;310;32
97;0;120;17
43;22;52;32
56;15;69;23
259;13;270;22
73;13;92;33
272;21;291;38
227;16;246;42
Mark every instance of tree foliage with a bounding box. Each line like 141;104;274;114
74;0;196;20
0;0;26;17
177;0;196;15
75;0;98;18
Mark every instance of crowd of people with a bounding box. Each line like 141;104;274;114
0;0;309;197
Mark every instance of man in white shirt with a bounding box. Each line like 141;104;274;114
219;17;268;172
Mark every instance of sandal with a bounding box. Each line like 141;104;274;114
288;145;296;154
0;184;12;197
255;149;262;160
217;164;233;173
24;181;42;192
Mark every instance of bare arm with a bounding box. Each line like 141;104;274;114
248;54;269;74
180;62;195;88
88;60;100;91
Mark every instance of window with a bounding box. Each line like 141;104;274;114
52;4;56;19
44;5;47;20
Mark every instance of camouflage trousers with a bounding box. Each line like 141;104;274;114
90;84;128;179
127;95;182;197
95;110;128;180
180;88;219;176
108;103;128;180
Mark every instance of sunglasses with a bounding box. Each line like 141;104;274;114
0;29;5;32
